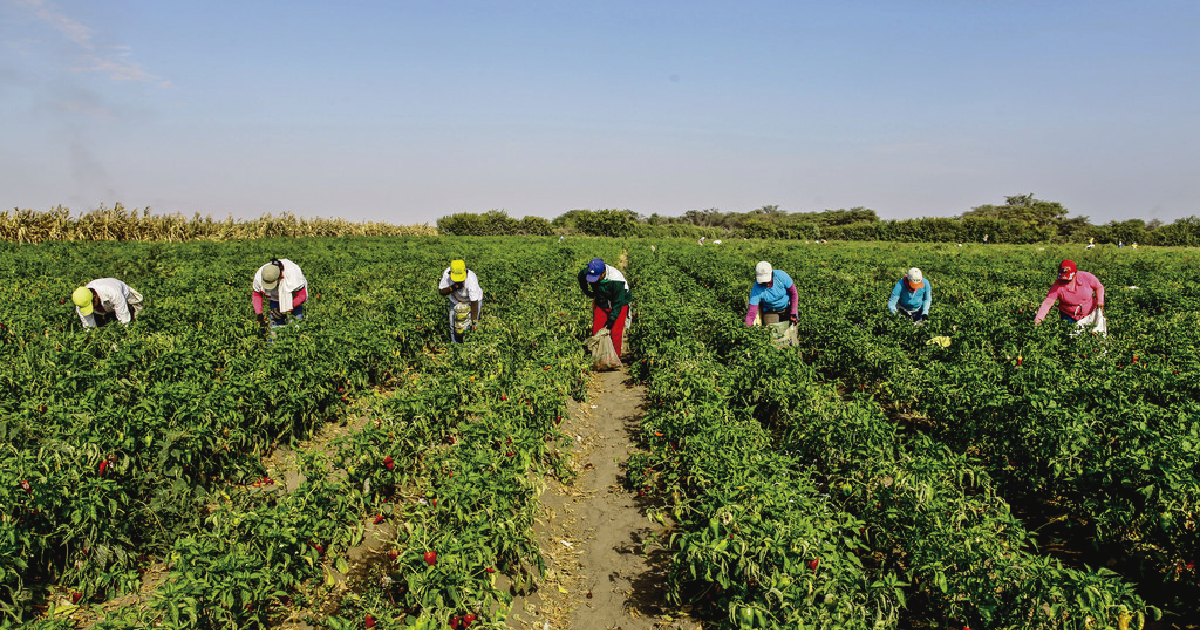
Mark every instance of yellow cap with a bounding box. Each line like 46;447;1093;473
450;260;466;282
72;287;94;315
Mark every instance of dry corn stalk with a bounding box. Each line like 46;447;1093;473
1;204;437;243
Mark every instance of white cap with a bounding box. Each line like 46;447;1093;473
755;261;773;283
261;263;281;289
907;267;923;283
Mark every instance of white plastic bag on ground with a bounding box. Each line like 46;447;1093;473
767;322;798;348
584;329;621;371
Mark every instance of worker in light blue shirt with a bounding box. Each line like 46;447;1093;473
888;267;932;323
744;261;798;326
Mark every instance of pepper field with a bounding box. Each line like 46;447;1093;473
2;237;1198;629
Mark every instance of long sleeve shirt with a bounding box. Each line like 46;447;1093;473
1035;271;1104;322
251;259;308;314
888;278;933;315
578;265;632;327
438;269;483;305
744;270;799;325
77;278;136;327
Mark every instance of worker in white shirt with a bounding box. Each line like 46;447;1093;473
72;278;144;328
252;258;309;328
438;259;482;343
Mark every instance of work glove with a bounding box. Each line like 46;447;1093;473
788;313;798;324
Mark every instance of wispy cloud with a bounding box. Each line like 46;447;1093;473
11;0;167;85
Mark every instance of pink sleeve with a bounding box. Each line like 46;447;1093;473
787;284;799;317
1034;286;1059;323
744;304;759;327
252;291;264;315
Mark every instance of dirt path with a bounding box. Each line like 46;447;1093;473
508;368;699;630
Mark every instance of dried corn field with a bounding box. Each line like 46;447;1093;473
1;204;437;243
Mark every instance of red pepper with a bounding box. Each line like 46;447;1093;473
98;461;109;476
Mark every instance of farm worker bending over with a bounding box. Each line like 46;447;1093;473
252;258;308;328
1035;259;1105;331
72;278;144;328
744;261;798;326
888;268;932;323
438;259;482;343
578;257;632;358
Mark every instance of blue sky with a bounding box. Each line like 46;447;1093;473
2;1;1197;226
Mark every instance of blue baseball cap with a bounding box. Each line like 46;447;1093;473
585;258;606;282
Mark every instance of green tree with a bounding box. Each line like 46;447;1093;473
574;209;639;237
960;194;1069;240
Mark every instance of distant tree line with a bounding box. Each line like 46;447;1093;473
437;195;1200;246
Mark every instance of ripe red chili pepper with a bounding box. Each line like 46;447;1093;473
365;613;376;628
374;513;385;524
98;461;109;476
423;551;437;566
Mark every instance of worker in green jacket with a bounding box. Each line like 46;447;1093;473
578;257;632;358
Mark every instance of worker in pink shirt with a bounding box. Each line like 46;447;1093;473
1034;259;1105;327
252;258;309;329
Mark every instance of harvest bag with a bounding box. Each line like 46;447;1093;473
1073;309;1108;338
584;330;622;371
